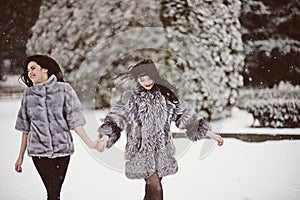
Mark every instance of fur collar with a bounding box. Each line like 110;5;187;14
32;75;57;93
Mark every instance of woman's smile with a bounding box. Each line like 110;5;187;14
27;61;48;84
145;83;154;89
138;75;154;90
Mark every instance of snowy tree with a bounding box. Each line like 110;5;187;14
160;0;244;119
26;0;245;120
26;0;164;106
240;0;300;87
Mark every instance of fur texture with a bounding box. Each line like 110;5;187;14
98;85;211;179
15;75;86;158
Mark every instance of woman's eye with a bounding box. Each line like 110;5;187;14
28;67;35;72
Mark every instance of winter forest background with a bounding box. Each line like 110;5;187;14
0;0;299;128
1;1;300;199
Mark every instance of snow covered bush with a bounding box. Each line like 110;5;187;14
246;99;300;128
238;82;300;128
26;0;245;120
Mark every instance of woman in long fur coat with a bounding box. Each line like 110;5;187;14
96;59;223;200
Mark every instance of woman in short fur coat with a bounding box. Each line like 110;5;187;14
96;59;223;200
14;55;99;200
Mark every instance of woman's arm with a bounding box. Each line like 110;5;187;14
174;99;223;146
206;130;224;146
15;132;28;173
63;85;99;148
73;126;98;149
64;84;86;129
97;91;131;150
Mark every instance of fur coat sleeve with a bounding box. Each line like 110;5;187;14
64;83;86;129
97;91;131;148
15;90;30;133
174;99;211;141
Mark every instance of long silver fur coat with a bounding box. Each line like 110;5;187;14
98;85;211;179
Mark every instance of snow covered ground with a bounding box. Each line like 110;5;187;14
1;98;300;200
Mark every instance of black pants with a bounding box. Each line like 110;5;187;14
32;156;70;200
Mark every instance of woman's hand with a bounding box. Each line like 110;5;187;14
15;132;28;173
96;135;109;152
15;157;23;173
88;140;99;149
73;126;103;149
206;131;224;146
215;135;224;146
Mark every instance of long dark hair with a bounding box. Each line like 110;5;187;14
20;54;64;87
119;58;179;103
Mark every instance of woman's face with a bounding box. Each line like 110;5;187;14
27;61;48;84
138;75;154;90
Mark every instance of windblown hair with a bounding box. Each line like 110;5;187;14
118;58;179;103
19;54;64;87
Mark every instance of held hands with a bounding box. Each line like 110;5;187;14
88;138;107;151
95;135;109;152
73;126;109;151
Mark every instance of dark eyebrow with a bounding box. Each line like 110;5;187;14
27;65;35;71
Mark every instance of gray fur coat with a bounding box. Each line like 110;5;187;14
98;85;211;179
15;75;86;158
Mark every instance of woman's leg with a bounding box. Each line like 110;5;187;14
144;172;163;200
32;156;70;200
53;156;70;195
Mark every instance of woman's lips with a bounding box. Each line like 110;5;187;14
29;74;35;79
145;83;153;88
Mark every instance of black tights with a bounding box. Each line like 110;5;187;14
144;172;163;200
32;156;70;200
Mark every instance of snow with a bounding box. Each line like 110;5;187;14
0;75;23;87
1;98;300;200
211;107;300;135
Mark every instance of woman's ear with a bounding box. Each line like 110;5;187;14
42;68;48;73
